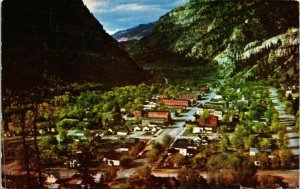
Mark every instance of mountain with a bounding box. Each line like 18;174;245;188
125;0;299;83
2;0;147;91
112;22;156;42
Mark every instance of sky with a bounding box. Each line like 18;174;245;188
82;0;189;34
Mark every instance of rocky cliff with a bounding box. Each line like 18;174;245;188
125;0;298;82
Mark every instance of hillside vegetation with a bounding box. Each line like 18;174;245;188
125;0;298;84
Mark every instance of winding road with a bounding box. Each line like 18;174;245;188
269;87;299;155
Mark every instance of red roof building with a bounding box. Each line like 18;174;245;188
148;111;171;121
180;94;200;100
162;99;190;107
206;116;218;127
197;116;218;127
158;95;168;99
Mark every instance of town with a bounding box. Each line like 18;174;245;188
2;0;299;188
2;79;299;188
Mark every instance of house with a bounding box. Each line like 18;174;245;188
197;107;215;116
151;127;160;133
193;126;205;134
198;106;225;120
69;159;80;168
134;111;142;117
143;101;157;110
133;126;142;132
117;128;129;136
172;139;199;156
213;110;224;120
103;152;122;166
115;144;132;153
206;116;218;127
197;116;218;127
107;128;114;135
162;99;191;107
142;126;150;132
93;173;104;183
249;148;260;156
45;174;58;184
214;95;223;100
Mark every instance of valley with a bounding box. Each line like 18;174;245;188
1;0;299;189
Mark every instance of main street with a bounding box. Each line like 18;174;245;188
155;88;217;143
114;88;218;183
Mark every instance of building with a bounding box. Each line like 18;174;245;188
103;153;122;166
213;110;224;120
205;116;218;127
180;94;200;100
214;95;223;100
172;139;199;156
198;86;209;93
204;101;225;109
117;128;129;136
196;116;218;132
162;99;191;107
158;95;168;99
134;111;142;117
249;148;260;156
142;118;168;127
148;111;171;121
198;107;224;121
133;126;142;132
142;126;150;132
115;144;133;153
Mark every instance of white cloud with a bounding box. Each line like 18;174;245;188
111;4;163;12
105;28;119;35
171;0;189;7
81;0;189;33
82;0;107;12
83;2;164;13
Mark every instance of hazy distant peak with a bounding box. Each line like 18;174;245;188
112;22;156;42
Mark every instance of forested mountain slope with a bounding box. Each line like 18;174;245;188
125;0;299;83
2;0;146;91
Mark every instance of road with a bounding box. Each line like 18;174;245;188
114;89;218;181
116;155;148;179
269;87;299;155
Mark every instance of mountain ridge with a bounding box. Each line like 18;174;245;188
112;22;155;42
2;0;147;92
124;0;299;83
